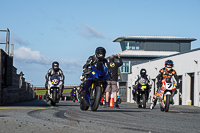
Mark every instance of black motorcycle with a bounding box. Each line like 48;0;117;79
133;78;150;108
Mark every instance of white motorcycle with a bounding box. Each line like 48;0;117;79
157;77;177;112
47;74;63;106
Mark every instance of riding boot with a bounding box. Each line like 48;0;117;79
150;98;157;110
45;91;50;102
104;102;109;108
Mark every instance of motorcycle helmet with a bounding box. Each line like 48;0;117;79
165;60;173;71
52;61;59;72
95;47;106;61
140;68;146;77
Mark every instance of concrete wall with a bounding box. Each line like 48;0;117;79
127;48;200;107
0;49;35;105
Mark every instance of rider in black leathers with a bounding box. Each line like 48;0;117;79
132;69;151;104
81;47;108;84
80;47;108;102
45;61;65;100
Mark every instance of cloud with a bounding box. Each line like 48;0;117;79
79;23;105;39
11;34;30;46
14;46;51;65
14;46;82;73
59;58;82;73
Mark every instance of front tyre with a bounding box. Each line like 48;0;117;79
73;97;76;102
165;95;170;112
91;86;102;111
51;89;57;106
142;94;146;109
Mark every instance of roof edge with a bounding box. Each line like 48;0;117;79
113;36;197;42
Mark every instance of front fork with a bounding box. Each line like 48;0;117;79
88;82;104;104
48;88;59;100
160;94;172;108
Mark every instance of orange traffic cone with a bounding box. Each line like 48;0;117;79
109;91;114;107
64;96;67;101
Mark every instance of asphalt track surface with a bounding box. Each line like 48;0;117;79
0;100;200;133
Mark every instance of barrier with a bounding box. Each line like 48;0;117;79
0;31;35;105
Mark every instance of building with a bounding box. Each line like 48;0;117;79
127;48;200;107
112;35;196;101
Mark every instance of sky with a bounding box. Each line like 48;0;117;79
0;0;200;87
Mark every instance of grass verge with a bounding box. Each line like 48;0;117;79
36;89;72;95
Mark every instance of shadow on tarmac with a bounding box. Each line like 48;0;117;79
168;110;200;115
96;109;149;113
3;100;50;107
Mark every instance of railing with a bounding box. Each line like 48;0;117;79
0;28;11;55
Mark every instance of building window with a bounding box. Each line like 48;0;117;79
125;41;144;50
120;61;130;73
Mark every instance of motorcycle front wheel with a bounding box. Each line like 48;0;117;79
91;86;102;111
165;95;170;112
73;97;76;102
51;90;57;106
142;94;146;109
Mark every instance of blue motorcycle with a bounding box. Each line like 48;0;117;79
71;91;76;102
80;62;110;111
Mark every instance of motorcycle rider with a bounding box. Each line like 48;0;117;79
80;47;108;104
45;61;65;101
132;69;151;105
70;86;77;95
150;60;179;109
70;86;77;102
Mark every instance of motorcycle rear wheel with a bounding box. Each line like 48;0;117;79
91;86;102;111
80;99;89;110
165;95;170;112
117;98;122;104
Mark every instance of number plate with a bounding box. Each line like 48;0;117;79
141;86;146;89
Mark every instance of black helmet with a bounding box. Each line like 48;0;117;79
95;47;106;61
52;61;59;72
140;68;146;77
